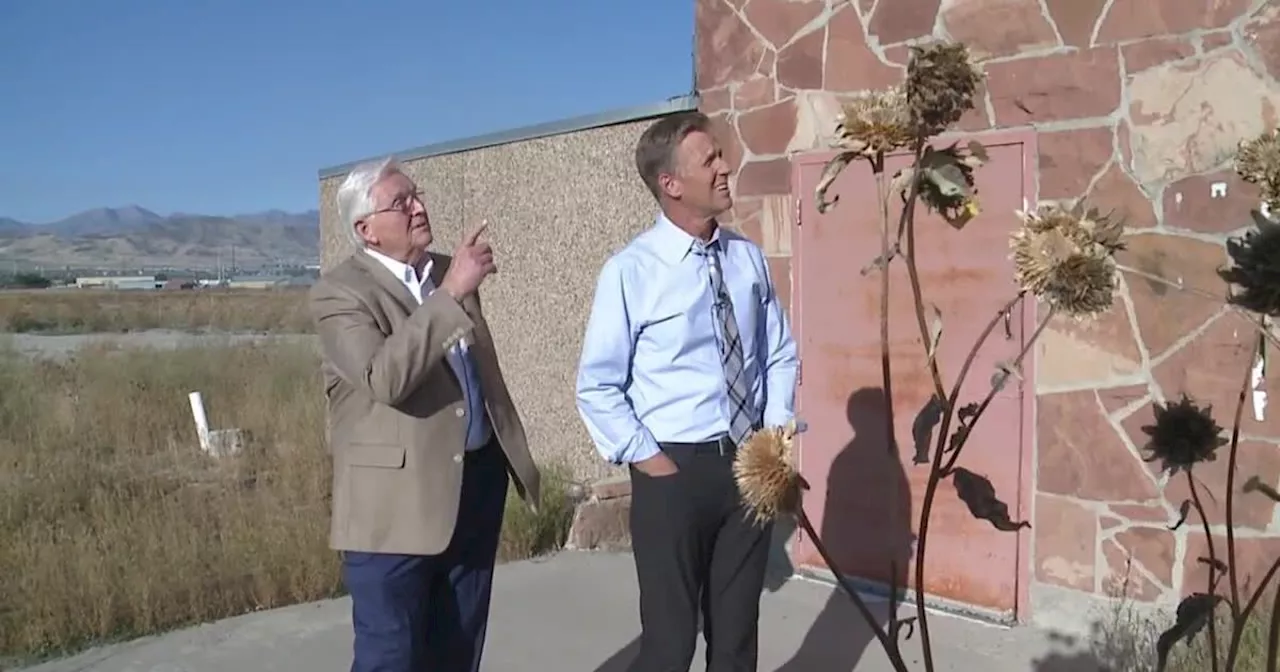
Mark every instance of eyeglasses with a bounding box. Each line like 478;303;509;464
367;190;424;217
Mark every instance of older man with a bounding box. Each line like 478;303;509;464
575;111;800;671
309;157;540;672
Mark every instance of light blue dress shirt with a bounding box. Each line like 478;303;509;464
364;248;492;451
575;214;800;464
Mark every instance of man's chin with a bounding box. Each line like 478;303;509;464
713;194;733;214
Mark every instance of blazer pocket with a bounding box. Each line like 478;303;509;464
347;443;407;469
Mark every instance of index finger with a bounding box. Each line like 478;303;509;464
463;220;489;246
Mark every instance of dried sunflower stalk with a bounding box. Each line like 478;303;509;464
1009;202;1124;319
733;419;804;526
1219;209;1280;317
1139;395;1227;475
1235;127;1280;214
905;41;983;136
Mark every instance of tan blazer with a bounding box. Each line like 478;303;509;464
308;249;540;556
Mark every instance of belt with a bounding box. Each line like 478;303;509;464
659;435;737;456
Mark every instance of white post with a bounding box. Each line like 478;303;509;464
188;391;212;454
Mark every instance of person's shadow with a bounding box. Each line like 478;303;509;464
591;387;912;671
774;386;914;670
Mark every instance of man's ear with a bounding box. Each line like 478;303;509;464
658;172;683;200
355;220;377;246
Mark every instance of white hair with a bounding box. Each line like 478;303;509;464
336;156;402;248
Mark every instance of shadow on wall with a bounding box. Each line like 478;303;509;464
775;387;913;671
590;387;914;671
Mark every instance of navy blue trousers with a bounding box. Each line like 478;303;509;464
342;439;509;672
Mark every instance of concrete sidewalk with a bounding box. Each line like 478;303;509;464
19;551;1093;671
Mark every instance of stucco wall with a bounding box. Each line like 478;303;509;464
696;0;1280;630
318;118;679;483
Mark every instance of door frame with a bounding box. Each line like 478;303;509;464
787;127;1041;623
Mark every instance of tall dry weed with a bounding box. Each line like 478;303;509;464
0;338;578;663
0;342;338;659
0;288;313;334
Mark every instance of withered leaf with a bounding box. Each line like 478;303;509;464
991;359;1022;392
946;423;970;454
896;616;917;641
1169;499;1192;530
1196;556;1229;575
1243;474;1280;502
966;140;989;163
951;467;1030;532
1155;592;1223;672
925;303;944;370
815;151;859;214
1251;207;1280;230
860;243;900;276
920;162;970;200
912;395;944;465
890;166;917;200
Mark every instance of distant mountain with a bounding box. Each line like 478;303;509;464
0;206;321;270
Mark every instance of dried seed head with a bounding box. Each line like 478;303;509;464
733;421;803;526
1010;203;1124;318
1236;128;1280;213
905;41;983;136
835;86;915;158
1139;395;1227;475
1219;210;1280;316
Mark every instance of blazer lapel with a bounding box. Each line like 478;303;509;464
351;250;418;315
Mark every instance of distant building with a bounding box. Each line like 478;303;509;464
162;277;197;290
75;275;159;290
225;275;313;290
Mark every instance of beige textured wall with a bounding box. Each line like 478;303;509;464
319;119;667;483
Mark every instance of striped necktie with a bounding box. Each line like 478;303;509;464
697;239;756;446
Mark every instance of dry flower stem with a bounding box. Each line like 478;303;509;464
911;302;1055;657
1227;332;1272;669
796;508;910;671
942;304;1054;474
883;140;949;672
1188;472;1222;672
905;180;950;407
1227;333;1259;621
872;158;907;643
910;293;1031;672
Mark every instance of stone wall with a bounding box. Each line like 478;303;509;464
318;117;683;484
696;0;1280;628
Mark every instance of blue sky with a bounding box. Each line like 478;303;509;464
0;0;693;223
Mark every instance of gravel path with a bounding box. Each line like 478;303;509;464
1;330;319;360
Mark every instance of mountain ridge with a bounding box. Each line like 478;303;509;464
0;206;321;270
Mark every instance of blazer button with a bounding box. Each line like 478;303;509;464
455;408;465;417
453;453;464;463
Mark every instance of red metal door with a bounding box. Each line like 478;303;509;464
790;132;1036;621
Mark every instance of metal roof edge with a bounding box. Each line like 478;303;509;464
317;93;700;180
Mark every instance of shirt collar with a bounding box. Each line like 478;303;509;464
650;213;723;265
363;246;433;289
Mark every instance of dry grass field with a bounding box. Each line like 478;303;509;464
0;339;575;663
0;288;314;334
